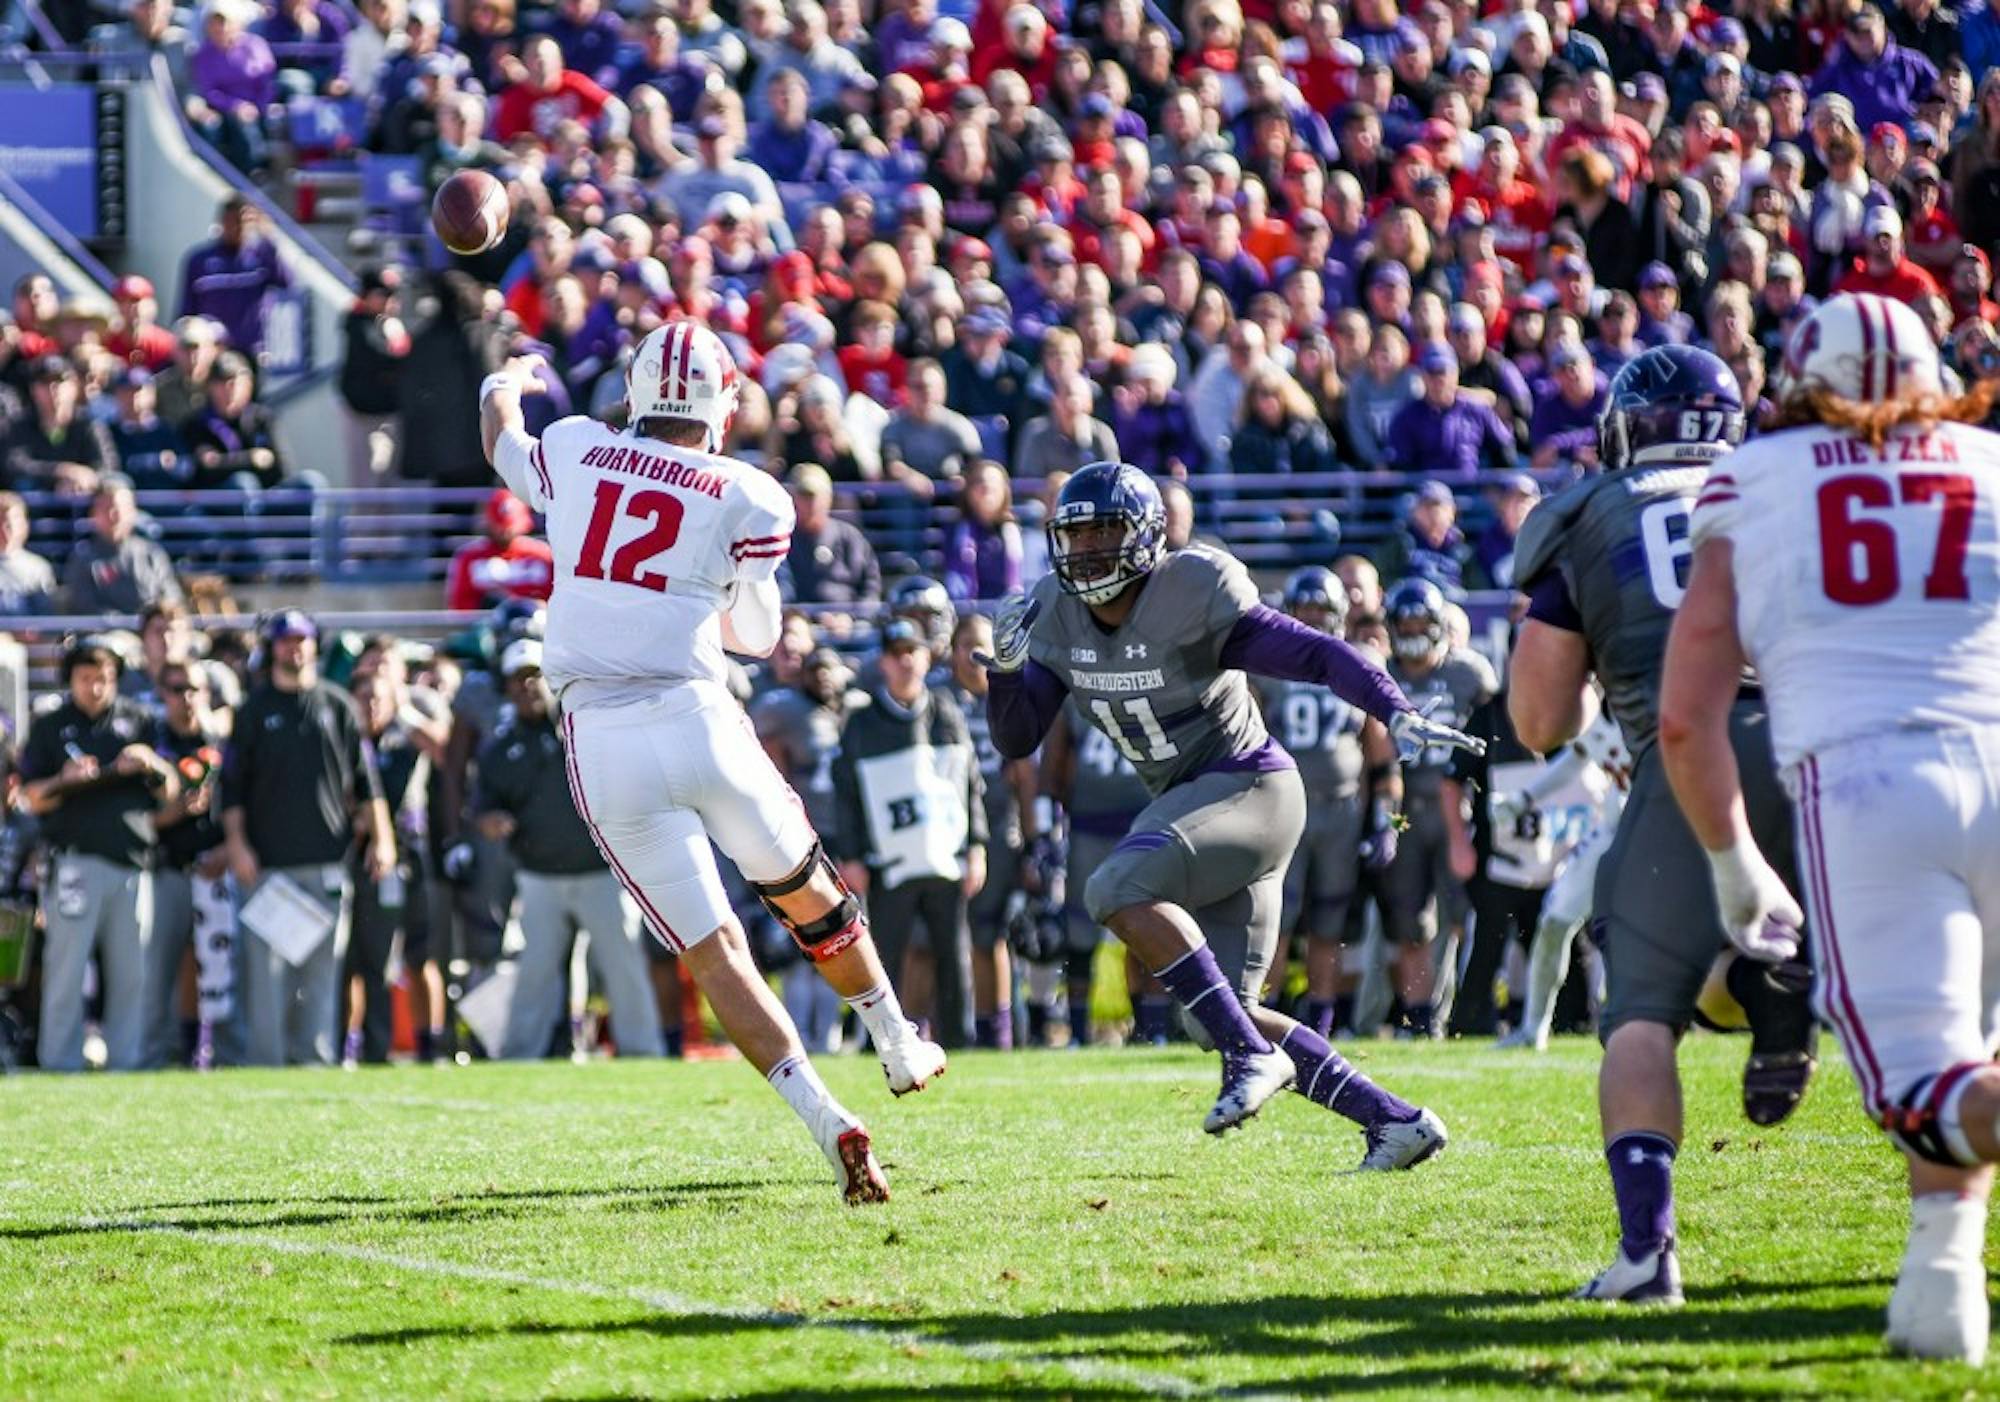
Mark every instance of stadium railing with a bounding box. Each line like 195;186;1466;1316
3;582;1525;692
12;468;1560;587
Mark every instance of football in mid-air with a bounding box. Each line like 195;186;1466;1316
432;168;508;255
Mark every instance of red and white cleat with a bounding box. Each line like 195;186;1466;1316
832;1126;890;1205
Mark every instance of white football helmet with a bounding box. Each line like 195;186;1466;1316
626;321;740;452
1776;291;1942;404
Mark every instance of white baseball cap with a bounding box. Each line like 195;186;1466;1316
500;638;544;677
1863;205;1903;240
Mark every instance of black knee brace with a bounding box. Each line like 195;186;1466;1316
1884;1065;1987;1168
754;841;865;962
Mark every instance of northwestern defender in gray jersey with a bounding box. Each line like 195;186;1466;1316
1508;346;1815;1306
1256;567;1403;1041
1381;577;1499;1036
984;462;1479;1166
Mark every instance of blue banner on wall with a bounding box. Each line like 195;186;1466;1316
0;86;101;239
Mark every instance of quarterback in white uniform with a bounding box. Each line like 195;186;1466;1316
1661;292;2000;1362
478;323;946;1204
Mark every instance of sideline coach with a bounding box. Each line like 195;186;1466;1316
221;610;395;1066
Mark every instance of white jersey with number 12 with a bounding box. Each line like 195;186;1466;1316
492;414;793;696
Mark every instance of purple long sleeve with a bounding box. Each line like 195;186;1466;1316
1220;605;1414;725
986;659;1070;759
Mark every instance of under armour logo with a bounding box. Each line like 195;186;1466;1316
1125;643;1148;660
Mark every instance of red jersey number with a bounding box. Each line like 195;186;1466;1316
1817;472;1974;606
575;480;685;593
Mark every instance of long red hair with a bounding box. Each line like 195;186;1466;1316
1767;380;2000;449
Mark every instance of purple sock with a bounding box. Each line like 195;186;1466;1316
1279;1025;1416;1127
1134;996;1172;1044
1156;946;1273;1055
1303;998;1335;1039
975;1011;1015;1049
1606;1132;1678;1259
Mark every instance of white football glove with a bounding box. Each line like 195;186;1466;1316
1705;840;1805;963
974;595;1041;673
1390;700;1485;763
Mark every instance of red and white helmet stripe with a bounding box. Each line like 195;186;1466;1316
627;321;742;452
1778;291;1941;405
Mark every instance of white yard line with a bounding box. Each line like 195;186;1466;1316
77;1215;1274;1400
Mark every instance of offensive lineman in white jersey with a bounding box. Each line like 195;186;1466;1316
477;323;946;1204
1662;292;2000;1362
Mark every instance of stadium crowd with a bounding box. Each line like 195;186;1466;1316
6;0;2000;1068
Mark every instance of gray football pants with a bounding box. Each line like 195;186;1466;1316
1084;767;1308;1010
39;853;151;1072
503;870;663;1059
240;864;351;1067
1596;702;1796;1039
146;866;194;1069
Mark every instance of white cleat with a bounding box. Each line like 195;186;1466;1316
1888;1259;1989;1365
878;1029;948;1096
1493;1025;1548;1052
1204;1046;1295;1134
1358;1107;1450;1171
1574;1239;1685;1305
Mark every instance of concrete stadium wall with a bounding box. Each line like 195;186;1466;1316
122;71;352;483
0;193;115;314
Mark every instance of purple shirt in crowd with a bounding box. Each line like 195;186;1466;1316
190;32;279;111
1113;394;1201;477
1528;378;1610;462
178;235;293;355
943;519;1023;602
1384;397;1515;479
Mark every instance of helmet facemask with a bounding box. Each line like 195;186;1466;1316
1049;513;1159;605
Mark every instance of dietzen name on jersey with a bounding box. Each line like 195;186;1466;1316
1692;419;2000;769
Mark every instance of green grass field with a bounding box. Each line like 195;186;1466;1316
0;1037;1987;1400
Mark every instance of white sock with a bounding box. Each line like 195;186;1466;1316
1908;1192;1988;1270
844;983;912;1045
1523;915;1579;1042
766;1054;857;1135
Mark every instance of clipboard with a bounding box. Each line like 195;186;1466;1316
240;872;337;967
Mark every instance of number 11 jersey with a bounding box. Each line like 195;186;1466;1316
1514;461;1710;758
494;415;794;697
1692;419;2000;770
1024;544;1275;798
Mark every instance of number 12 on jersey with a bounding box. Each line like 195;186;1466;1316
1090;696;1180;763
576;479;685;592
